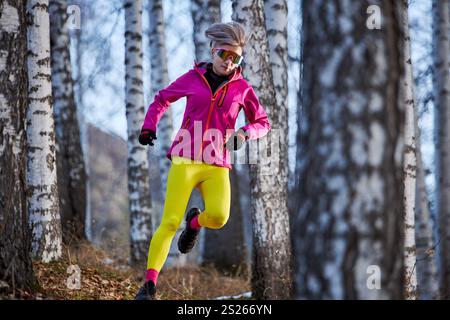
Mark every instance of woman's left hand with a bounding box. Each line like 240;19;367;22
225;128;249;151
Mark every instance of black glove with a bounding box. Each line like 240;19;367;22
225;128;249;151
139;129;157;146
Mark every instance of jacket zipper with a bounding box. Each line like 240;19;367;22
194;69;237;161
182;116;190;129
217;85;228;108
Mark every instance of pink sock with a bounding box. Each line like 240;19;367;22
145;268;159;285
190;214;201;230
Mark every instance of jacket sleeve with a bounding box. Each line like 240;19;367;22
240;85;271;140
142;70;192;132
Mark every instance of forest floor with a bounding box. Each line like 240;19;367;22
2;241;250;300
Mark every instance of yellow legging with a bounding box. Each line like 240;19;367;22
147;156;231;272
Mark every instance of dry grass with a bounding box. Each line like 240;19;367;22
33;241;138;300
155;264;250;300
27;241;250;300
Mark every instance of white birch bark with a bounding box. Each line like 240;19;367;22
148;0;186;267
232;0;293;299
432;0;450;299
148;0;172;221
49;0;87;242
26;0;63;262
125;0;154;264
263;0;291;269
148;0;171;187
401;0;418;299
295;0;405;299
71;17;92;241
191;0;221;62
0;0;34;289
264;0;288;133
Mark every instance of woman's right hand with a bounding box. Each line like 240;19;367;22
139;129;157;146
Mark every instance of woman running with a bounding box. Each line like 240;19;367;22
135;21;270;300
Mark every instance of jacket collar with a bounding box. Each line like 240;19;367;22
194;61;243;82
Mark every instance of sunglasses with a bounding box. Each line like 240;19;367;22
214;48;244;65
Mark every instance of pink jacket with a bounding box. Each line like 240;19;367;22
142;61;271;169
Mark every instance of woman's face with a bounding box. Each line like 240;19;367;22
211;44;243;76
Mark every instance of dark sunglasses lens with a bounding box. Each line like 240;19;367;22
216;49;226;59
217;49;242;65
234;56;243;65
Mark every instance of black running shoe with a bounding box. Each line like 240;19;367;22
178;208;201;254
135;280;156;300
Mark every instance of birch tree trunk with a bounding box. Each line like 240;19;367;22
295;0;405;299
71;10;92;241
264;0;291;263
125;0;154;264
191;0;221;63
401;0;418;299
232;0;293;299
264;0;288;126
415;106;439;299
26;0;63;262
0;0;34;290
147;0;185;267
49;0;87;243
148;0;172;203
432;0;450;299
